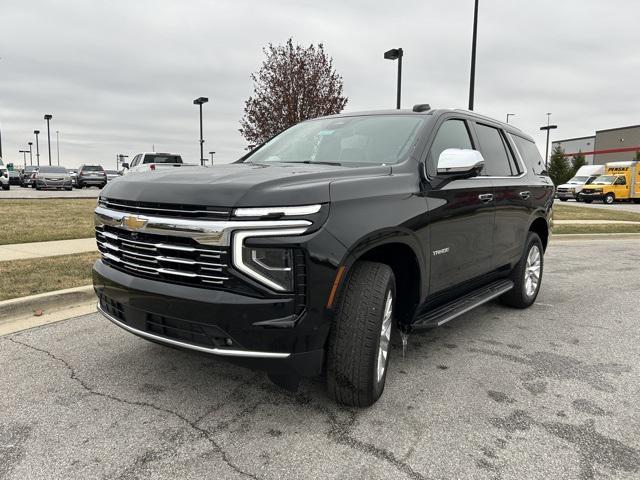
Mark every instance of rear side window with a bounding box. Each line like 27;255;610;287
475;124;513;176
430;119;473;165
511;135;546;175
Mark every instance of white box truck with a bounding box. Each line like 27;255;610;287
556;165;605;201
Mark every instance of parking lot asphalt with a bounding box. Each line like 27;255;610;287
554;198;640;213
0;187;100;199
1;238;639;480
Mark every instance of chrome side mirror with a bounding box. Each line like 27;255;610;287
437;149;485;176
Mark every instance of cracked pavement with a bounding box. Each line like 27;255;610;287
1;238;639;479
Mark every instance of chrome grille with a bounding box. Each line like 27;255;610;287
100;197;232;220
96;226;230;287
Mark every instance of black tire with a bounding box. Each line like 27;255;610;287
559;198;568;202
583;199;592;203
501;232;544;309
65;187;72;191
35;185;41;191
326;261;395;407
604;193;615;204
1;184;9;191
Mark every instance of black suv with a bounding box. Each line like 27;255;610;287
93;107;553;406
76;164;107;188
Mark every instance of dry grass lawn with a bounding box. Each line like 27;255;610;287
554;224;640;235
0;199;96;245
0;252;98;301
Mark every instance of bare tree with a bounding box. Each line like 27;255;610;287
239;39;348;146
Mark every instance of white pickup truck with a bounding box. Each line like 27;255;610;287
122;152;197;175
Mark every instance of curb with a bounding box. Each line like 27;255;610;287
0;285;95;323
552;233;640;241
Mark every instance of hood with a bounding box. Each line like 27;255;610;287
101;162;391;207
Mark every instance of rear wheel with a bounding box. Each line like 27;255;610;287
501;232;543;309
583;199;592;203
1;184;9;191
559;198;568;202
604;193;615;204
326;261;395;407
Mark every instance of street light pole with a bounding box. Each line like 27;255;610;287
28;142;33;166
384;48;403;109
19;150;29;167
193;97;209;166
56;130;60;166
506;113;515;124
468;0;479;110
34;130;40;166
540;113;557;171
44;114;53;166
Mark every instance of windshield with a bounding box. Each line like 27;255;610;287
39;166;67;174
143;155;182;164
568;176;589;184
592;175;616;185
247;115;425;167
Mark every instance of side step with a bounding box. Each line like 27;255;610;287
412;279;514;330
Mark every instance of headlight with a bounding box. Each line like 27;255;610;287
243;247;293;291
232;228;306;292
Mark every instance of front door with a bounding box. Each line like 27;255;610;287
425;118;495;294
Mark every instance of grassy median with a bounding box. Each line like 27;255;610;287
554;204;640;222
0;252;98;301
554;224;640;235
0;199;96;245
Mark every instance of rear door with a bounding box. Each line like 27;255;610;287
426;117;495;293
471;122;532;271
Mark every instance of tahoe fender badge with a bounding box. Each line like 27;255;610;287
432;247;450;256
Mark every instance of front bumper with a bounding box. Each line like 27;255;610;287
579;192;604;201
93;260;326;376
556;190;577;200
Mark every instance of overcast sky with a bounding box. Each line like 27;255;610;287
1;0;638;169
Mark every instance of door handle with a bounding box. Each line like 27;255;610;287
478;193;494;203
519;191;531;200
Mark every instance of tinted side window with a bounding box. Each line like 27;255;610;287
475;124;512;176
430;119;473;166
511;134;546;175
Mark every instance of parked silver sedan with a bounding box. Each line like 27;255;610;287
34;166;73;191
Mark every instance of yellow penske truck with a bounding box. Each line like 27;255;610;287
579;161;640;204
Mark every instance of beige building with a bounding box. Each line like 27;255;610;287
593;125;640;165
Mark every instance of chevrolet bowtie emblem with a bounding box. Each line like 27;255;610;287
122;215;148;231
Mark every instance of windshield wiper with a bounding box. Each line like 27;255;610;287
284;161;342;166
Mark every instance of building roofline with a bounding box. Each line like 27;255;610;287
552;135;595;144
596;124;640;134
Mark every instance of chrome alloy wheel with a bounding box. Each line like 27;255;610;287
524;244;541;297
376;291;393;383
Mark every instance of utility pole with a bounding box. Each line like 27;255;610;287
56;130;60;165
540;113;557;170
44;114;53;166
28;142;33;166
34;130;40;166
193;97;209;166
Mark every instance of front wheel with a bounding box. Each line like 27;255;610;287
604;193;615;204
559;198;568;202
501;232;544;309
326;261;395;407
